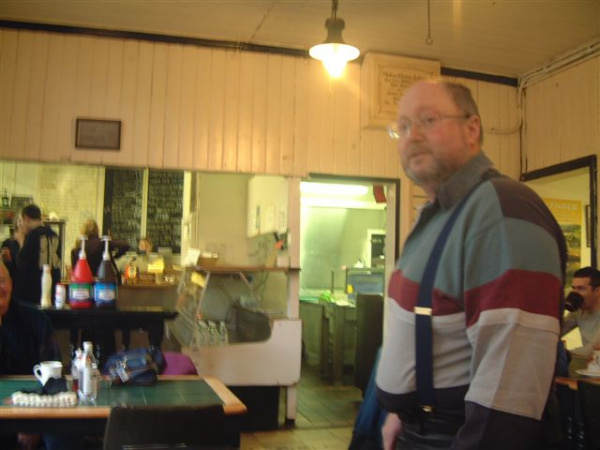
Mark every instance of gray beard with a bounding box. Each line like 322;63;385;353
403;158;458;191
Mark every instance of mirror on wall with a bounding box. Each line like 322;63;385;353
522;156;597;280
0;160;293;313
0;161;187;270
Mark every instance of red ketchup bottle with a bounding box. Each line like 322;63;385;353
69;235;94;309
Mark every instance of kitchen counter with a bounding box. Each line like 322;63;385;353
119;283;178;309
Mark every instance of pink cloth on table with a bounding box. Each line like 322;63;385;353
162;351;198;375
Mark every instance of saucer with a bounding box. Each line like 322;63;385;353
576;369;600;378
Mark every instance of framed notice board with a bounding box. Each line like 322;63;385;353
102;168;143;248
102;168;183;254
146;170;183;253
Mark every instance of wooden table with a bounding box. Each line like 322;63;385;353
0;375;246;447
555;375;600;390
43;306;178;362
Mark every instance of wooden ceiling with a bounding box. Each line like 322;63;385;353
1;0;599;78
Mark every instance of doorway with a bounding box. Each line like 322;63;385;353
298;176;399;388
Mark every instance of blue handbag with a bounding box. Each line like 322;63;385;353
102;346;165;386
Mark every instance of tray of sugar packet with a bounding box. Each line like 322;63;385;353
2;377;78;407
6;391;78;407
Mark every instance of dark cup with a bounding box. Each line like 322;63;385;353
565;291;584;312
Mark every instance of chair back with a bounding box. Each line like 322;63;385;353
103;404;227;450
578;380;600;450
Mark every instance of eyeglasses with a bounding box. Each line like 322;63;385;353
387;113;471;140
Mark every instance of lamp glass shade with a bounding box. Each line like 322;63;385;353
309;42;360;77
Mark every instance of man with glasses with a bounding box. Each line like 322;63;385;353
376;80;566;449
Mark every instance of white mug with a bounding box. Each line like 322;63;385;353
33;361;63;385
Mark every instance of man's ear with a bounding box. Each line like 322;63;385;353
464;115;481;149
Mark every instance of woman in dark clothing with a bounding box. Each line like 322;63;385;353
70;219;130;276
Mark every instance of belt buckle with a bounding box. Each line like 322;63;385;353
420;404;434;414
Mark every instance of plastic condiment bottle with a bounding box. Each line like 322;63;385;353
94;236;118;309
124;256;138;285
40;264;52;308
78;341;99;402
69;235;94;309
218;321;229;345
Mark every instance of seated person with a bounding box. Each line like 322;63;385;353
138;237;153;255
0;260;80;450
562;266;600;358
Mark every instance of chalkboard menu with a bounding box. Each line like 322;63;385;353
102;168;143;248
146;170;183;253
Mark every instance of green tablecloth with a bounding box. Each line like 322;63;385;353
0;378;223;408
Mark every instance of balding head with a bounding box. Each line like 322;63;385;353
394;79;483;199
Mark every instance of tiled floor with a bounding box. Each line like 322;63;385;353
240;364;363;449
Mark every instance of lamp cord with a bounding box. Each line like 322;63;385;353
426;0;433;45
332;0;338;19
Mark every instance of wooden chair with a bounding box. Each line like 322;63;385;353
577;380;600;450
103;404;231;450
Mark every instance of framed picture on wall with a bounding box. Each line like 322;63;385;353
75;118;121;150
586;204;591;248
10;196;33;212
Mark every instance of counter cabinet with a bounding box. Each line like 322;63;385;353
299;294;383;390
169;265;289;348
168;265;302;430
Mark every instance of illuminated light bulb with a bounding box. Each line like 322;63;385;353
309;8;360;78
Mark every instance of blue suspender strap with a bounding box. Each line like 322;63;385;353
414;189;478;412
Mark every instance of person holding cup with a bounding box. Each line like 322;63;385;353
562;266;600;359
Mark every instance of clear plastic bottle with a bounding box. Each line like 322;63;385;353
218;321;229;345
191;320;205;350
78;341;99;402
207;321;218;346
40;264;52;308
199;320;209;347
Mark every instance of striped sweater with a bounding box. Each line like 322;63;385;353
376;152;566;449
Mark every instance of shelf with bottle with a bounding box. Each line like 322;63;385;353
169;266;283;351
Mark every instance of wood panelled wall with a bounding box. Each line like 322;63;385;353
1;29;520;183
522;56;600;171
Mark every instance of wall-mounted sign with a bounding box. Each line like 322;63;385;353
75;118;121;150
360;54;440;128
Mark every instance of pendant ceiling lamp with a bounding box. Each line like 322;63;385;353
309;0;360;78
